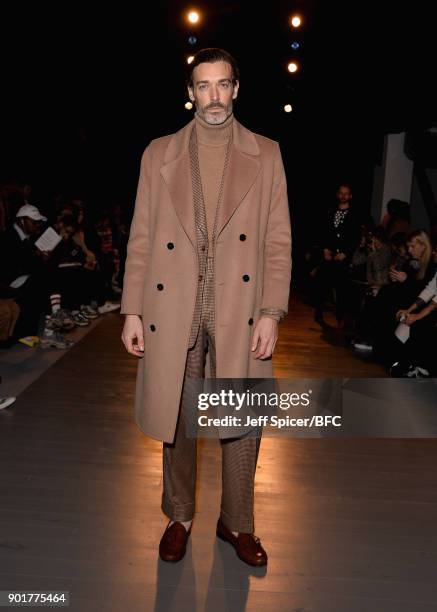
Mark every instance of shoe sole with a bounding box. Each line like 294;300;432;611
40;340;73;349
0;397;16;410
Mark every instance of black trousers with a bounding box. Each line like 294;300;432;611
313;260;350;320
392;313;437;373
53;267;107;310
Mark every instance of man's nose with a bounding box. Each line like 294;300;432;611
209;85;219;101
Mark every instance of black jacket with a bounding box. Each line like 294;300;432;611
0;225;45;285
323;206;361;261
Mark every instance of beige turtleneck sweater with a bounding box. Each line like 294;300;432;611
194;111;233;242
193;111;285;323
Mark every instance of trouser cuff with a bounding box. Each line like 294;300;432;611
219;507;254;533
161;495;195;522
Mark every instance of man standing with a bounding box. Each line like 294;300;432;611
121;48;291;566
313;184;360;326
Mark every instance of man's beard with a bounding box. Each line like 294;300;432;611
196;100;233;125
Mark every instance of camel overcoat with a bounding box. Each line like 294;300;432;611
120;117;292;443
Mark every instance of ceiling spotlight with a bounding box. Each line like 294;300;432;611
287;62;299;73
291;15;302;28
188;35;197;45
185;101;193;110
291;41;300;50
284;104;293;113
187;10;200;24
187;55;195;64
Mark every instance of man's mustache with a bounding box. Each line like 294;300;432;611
205;103;226;110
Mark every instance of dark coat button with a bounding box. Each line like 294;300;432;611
248;318;253;325
198;275;203;281
239;234;246;241
157;283;164;291
242;274;250;282
150;324;156;332
167;242;174;250
201;245;206;251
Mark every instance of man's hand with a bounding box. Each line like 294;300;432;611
404;313;419;326
251;316;278;360
323;248;333;261
122;314;145;357
389;268;407;283
396;308;410;321
35;249;51;262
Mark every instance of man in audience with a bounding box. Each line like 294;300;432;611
313;183;361;326
0;204;75;348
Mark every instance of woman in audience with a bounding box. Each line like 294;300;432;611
371;229;435;367
391;267;437;376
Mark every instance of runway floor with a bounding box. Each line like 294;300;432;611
1;299;437;611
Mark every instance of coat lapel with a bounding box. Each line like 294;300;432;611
160;117;261;248
216;122;261;238
160;120;196;250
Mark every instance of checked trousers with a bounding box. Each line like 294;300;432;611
161;255;262;533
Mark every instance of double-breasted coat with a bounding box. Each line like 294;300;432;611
120;117;292;443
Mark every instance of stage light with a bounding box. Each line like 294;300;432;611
291;15;302;28
287;62;299;73
187;10;200;24
187;55;195;64
188;36;197;45
284;104;293;113
185;101;193;110
291;41;300;50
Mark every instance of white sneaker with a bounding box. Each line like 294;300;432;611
0;397;16;410
50;308;76;331
353;341;373;352
98;302;121;314
70;310;90;326
40;329;75;349
406;365;430;378
80;305;99;319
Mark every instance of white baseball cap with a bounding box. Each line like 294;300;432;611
16;204;47;222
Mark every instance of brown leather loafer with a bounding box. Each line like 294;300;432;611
216;518;268;566
159;521;192;563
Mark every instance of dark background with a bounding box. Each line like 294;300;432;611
2;1;436;260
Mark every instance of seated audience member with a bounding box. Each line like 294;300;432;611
93;211;122;300
52;214;119;320
347;228;372;326
70;204;122;313
389;232;409;272
350;228;370;283
371;229;436;366
366;226;392;295
0;204;69;345
390;269;437;376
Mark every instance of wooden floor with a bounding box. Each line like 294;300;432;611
274;296;385;377
1;299;437;612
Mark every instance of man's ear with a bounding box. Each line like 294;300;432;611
187;86;195;102
232;80;240;100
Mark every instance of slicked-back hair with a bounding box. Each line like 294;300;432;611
187;47;240;88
